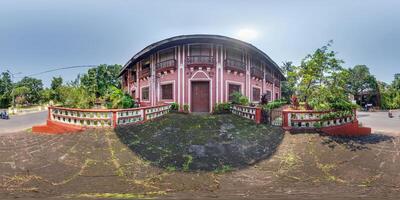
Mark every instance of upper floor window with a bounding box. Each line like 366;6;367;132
190;44;211;56
226;47;243;61
159;48;175;62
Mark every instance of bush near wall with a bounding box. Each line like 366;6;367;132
213;103;231;114
263;99;287;110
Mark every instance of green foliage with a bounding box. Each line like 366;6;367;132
183;104;189;112
50;77;63;103
58;86;95;109
213;165;233;174
239;95;249;106
280;61;296;101
230;91;242;105
346;65;378;97
80;64;122;98
286;41;356;111
170;102;179;111
0;71;13;108
379;80;400;109
14;77;44;105
320;110;353;121
11;86;30;105
105;86;135;109
182;155;193;171
213;102;231;114
263;99;287;110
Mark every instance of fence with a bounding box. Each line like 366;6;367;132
230;105;262;124
282;109;356;131
49;104;171;128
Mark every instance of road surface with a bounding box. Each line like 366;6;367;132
0;111;47;134
357;110;400;136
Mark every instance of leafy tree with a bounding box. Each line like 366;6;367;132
296;41;344;103
14;77;43;105
50;77;63;102
392;73;400;90
280;61;296;101
0;71;13;108
346;65;378;99
58;86;95;109
11;86;30;105
80;64;121;98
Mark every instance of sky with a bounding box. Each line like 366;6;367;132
0;0;399;87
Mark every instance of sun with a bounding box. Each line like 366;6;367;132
235;28;259;42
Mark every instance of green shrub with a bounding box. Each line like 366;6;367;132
170;102;179;111
183;104;189;112
239;96;249;106
263;99;287;110
213;102;231;114
230;92;242;105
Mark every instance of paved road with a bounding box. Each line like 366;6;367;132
358;110;400;136
0;111;47;134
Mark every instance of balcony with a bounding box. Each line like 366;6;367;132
274;79;280;86
186;56;215;67
139;68;150;79
156;59;177;73
224;58;246;73
265;73;273;83
250;67;263;79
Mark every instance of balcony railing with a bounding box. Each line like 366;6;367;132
274;79;280;86
250;67;263;79
224;58;246;73
139;68;150;79
156;59;177;73
186;56;215;67
265;73;273;83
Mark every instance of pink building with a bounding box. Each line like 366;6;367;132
119;34;285;112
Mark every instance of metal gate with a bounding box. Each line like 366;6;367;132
262;107;284;126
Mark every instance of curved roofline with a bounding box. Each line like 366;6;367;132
119;34;285;80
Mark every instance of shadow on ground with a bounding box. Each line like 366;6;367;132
115;113;284;171
320;133;394;151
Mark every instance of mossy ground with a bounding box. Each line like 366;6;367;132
115;113;284;171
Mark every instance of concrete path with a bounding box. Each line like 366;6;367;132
357;110;400;136
0;111;47;134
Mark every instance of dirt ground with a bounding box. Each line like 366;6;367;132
1;115;400;199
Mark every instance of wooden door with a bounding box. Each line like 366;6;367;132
191;81;210;112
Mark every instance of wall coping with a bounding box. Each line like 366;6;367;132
49;103;170;112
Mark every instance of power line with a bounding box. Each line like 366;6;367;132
14;65;98;78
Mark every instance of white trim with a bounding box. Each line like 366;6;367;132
140;85;150;102
182;45;186;106
251;85;262;102
177;46;181;106
159;80;176;102
225;80;244;102
188;70;213;113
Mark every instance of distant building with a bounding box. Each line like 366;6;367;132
119;34;285;112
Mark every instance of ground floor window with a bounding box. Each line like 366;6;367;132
142;86;149;101
228;83;241;101
161;83;173;100
252;87;261;102
275;93;279;100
